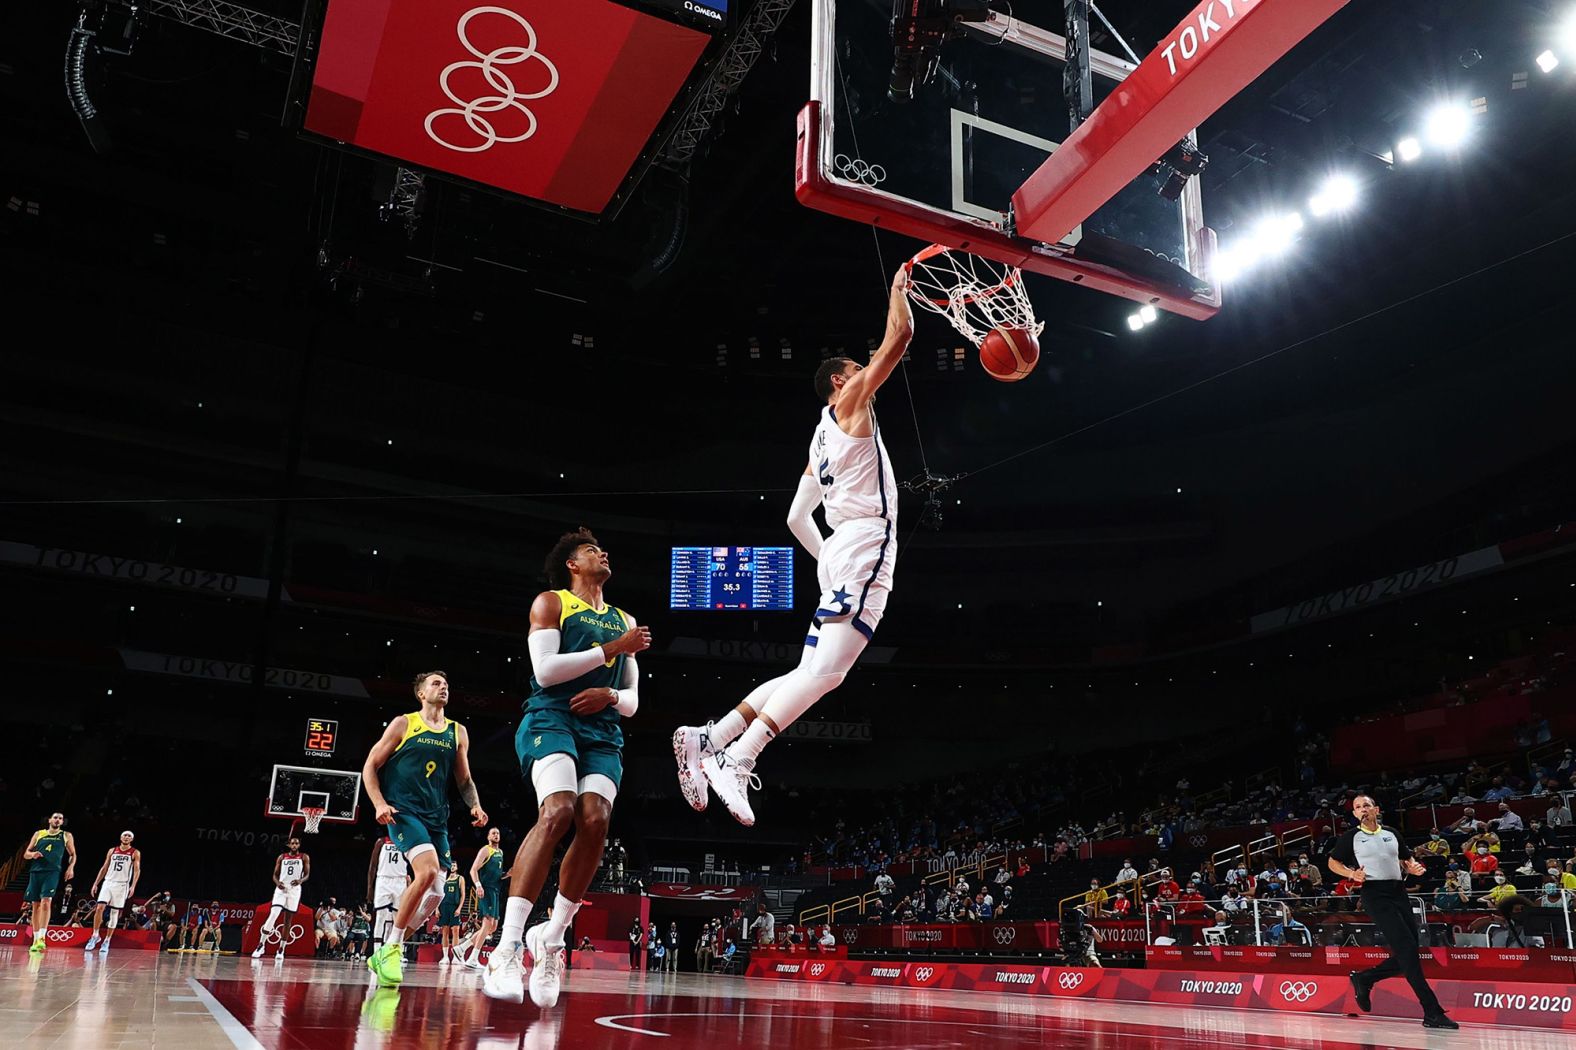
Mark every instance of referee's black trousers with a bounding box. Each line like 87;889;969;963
1356;881;1442;1015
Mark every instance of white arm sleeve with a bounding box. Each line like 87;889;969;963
786;473;825;560
614;655;639;717
527;629;608;687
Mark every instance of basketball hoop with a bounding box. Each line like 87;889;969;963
300;807;326;835
903;244;1044;349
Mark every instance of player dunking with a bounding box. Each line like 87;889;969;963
674;266;913;825
482;528;649;1007
84;831;141;955
461;827;505;969
368;835;410;953
252;835;310;959
21;812;75;953
362;670;488;987
437;861;467;963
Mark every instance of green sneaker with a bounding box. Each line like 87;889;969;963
367;943;404;987
29;938;46;954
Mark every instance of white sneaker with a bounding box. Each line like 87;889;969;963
251;944;266;959
702;749;761;827
275;946;286;961
85;936;100;952
525;923;564;1009
463;952;484;971
98;940;110;955
482;941;526;1003
672;725;713;812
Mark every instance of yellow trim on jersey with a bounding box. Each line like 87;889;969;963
395;711;461;752
556;588;612;622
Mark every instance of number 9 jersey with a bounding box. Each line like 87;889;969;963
382;712;461;828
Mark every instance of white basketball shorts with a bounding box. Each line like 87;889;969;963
814;516;896;639
271;884;302;912
97;882;131;909
373;878;407;912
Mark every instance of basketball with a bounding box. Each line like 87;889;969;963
979;326;1040;382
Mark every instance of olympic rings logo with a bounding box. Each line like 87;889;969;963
46;929;76;942
424;7;560;154
808;963;826;976
914;967;935;982
260;923;305;948
1058;972;1085;989
992;926;1018;945
844;929;859;945
1279;981;1319;1003
833;154;887;187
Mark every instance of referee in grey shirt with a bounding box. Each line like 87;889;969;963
1327;795;1457;1029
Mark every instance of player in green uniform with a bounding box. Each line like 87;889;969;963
362;670;488;987
436;861;467;963
483;527;650;1007
22;813;76;953
461;828;507;969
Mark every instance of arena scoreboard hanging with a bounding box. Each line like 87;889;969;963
303;718;339;758
670;547;794;610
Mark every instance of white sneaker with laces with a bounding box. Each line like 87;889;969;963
98;939;110;954
482;941;526;1003
251;943;267;959
702;749;760;827
525;923;564;1008
85;936;100;952
672;724;714;812
463;951;484;971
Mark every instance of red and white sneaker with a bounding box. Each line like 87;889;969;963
702;749;760;827
672;725;715;812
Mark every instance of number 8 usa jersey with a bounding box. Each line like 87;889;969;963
810;405;897;530
381;712;460;826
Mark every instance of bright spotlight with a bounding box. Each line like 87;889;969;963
1309;173;1360;217
1138;304;1158;324
1536;49;1559;73
1396;136;1423;163
1423;103;1471;149
1250;212;1303;259
1126;313;1145;331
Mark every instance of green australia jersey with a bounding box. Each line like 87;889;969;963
525;589;631;746
382;711;461;825
443;873;463;907
31;830;67;872
478;845;505;887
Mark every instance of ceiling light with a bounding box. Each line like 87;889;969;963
1396;136;1423;163
1536;49;1559;73
1126;313;1145;331
1309;173;1359;217
1138;304;1158;324
1250;212;1303;258
1422;103;1471;149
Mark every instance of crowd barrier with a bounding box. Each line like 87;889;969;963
0;924;161;951
746;954;1576;1030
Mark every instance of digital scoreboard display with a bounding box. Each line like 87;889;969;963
304;718;339;758
670;547;794;610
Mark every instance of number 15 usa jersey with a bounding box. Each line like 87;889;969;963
810;405;896;531
382;712;460;826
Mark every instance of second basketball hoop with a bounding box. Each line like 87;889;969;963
905;243;1043;382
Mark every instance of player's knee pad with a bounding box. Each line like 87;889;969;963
107;909;120;930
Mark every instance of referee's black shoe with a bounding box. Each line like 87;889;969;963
1422;1013;1460;1030
1348;972;1371;1013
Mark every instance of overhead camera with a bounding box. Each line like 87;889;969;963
887;0;993;103
1153;139;1209;201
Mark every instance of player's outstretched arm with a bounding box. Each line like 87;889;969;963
786;465;825;560
454;724;487;826
832;266;915;412
362;715;410;825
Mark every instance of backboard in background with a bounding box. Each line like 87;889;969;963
266;764;362;828
799;0;1219;317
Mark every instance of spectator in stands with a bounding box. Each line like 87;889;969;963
1540;881;1568;909
1514;845;1540;877
1491;803;1524;833
315;901;342;957
1549;864;1576;894
1083;878;1109;917
1177;883;1206;917
1448;790;1477;805
1434;872;1469;911
1266;903;1309;946
1448;808;1478;833
1115;859;1138;885
1548;798;1573;827
873;870;895;897
865;898;886;925
1448;860;1472;895
976;891;993;920
1414;828;1452;861
1225;864;1251;890
1222;885;1249;913
817;925;836;949
1292;857;1322;896
1468;844;1500;877
1203;910;1232;942
1479;873;1518;910
1482;777;1514;802
346;905;371;959
1464;825;1501;856
1259;864;1287;897
1154;868;1180;900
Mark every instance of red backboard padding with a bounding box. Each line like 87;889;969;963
305;0;710;214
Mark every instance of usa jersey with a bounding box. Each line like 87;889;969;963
375;840;407;882
279;854;305;886
809;405;897;530
104;847;136;885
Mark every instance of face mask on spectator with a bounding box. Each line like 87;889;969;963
1477;847;1488;855
1494;875;1507;884
1546;884;1560;895
1431;833;1441;840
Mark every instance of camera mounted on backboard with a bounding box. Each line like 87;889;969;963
887;0;994;103
1153;139;1209;202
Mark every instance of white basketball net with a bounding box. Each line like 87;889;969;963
905;244;1044;349
301;807;326;834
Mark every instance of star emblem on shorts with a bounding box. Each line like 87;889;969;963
831;587;852;612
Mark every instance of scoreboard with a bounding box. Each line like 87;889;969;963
303;718;338;758
670;547;794;610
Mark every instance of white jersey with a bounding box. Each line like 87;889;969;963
374;840;407;883
104;848;136;885
809;405;897;530
278;854;305;887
